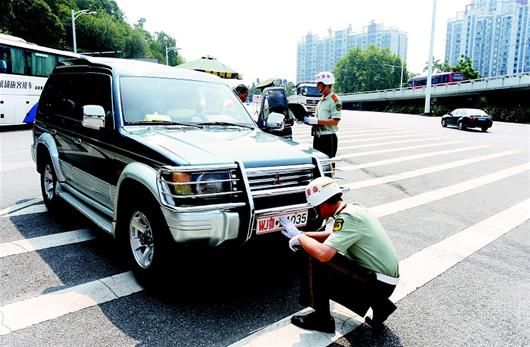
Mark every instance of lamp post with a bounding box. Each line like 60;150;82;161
424;0;437;114
165;46;180;65
383;62;405;89
71;9;96;53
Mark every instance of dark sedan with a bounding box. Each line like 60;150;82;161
441;108;493;132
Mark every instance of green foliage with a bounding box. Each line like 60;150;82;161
334;45;408;93
285;81;295;97
0;0;183;63
1;0;66;47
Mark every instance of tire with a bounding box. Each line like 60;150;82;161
481;127;488;132
458;121;465;130
122;198;171;282
40;157;63;212
441;119;447;127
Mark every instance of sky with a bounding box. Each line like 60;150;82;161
114;0;469;85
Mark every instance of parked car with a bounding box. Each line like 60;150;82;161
32;57;334;280
441;108;493;132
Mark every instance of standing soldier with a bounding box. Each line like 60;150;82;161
304;71;342;159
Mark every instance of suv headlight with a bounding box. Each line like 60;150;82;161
158;165;242;204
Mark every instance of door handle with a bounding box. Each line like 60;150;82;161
73;138;82;145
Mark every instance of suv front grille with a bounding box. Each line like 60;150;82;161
245;164;314;210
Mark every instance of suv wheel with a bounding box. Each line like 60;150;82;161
40;158;62;212
124;200;170;280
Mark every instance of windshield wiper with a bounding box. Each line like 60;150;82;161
126;120;203;128
196;122;254;129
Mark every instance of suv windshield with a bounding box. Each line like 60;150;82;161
120;77;255;127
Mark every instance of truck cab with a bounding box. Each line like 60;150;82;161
287;82;321;121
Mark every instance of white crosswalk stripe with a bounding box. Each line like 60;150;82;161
336;140;466;159
339;136;444;151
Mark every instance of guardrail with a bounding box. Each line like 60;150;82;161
340;72;530;103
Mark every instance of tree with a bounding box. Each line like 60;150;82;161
152;31;184;65
1;0;66;47
424;58;452;73
285;81;295;97
334;45;408;93
123;27;150;59
454;55;480;79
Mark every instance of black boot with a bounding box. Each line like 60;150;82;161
365;300;396;331
291;311;335;333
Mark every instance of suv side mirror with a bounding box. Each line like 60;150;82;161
82;105;106;130
266;112;285;131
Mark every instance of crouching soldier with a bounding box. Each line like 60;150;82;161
279;177;400;333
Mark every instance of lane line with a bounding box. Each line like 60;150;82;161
0;229;95;259
228;198;530;347
0;163;528;336
337;145;489;171
3;204;48;218
336;140;466;159
0;271;143;335
343;150;521;190
294;129;412;140
371;162;530;217
0;198;43;218
339;136;444;151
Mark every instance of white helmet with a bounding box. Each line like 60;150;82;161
315;71;335;85
305;177;342;207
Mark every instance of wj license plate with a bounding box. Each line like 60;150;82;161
256;211;308;235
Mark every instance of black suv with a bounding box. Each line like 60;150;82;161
32;57;333;278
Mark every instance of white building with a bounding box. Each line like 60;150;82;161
445;0;530;77
296;21;408;83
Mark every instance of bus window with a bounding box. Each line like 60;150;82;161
0;44;25;74
25;50;57;77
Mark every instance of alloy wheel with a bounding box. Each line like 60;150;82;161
129;211;155;269
43;163;55;201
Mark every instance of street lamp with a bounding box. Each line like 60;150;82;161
424;0;437;114
165;46;180;65
71;9;96;53
383;62;405;89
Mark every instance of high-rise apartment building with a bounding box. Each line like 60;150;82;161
296;21;408;83
445;0;529;77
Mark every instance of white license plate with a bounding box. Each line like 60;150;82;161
256;211;308;235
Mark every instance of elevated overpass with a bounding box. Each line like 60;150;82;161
340;72;530;103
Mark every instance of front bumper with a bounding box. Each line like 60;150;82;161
162;202;308;246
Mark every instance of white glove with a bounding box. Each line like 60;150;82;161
288;234;302;252
304;116;318;125
279;216;301;238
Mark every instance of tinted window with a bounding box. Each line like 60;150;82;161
25;51;57;77
38;73;112;127
0;44;25;74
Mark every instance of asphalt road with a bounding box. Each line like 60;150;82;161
0;111;529;346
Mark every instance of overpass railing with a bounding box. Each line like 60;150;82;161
340;72;530;102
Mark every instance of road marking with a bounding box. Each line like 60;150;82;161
294;129;412;140
0;229;95;259
343;150;520;190
0;271;143;336
228;198;530;347
3;204;48;218
371;162;530;217
0;198;43;218
340;133;427;144
0;160;34;172
339;136;444;151
0;164;528;336
336;140;466;159
337;145;489;171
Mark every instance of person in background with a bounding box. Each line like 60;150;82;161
234;84;249;103
279;176;400;333
304;71;341;159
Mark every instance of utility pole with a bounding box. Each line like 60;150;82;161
424;0;437;114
